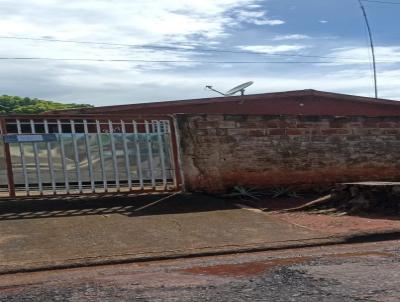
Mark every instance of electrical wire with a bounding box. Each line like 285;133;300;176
0;57;393;64
0;35;364;61
361;0;400;4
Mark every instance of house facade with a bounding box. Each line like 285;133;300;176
47;89;400;193
1;89;398;197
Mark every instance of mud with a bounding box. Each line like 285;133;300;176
182;257;310;277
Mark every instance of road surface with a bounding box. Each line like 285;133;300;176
1;240;399;301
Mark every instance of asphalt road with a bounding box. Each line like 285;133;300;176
1;240;399;302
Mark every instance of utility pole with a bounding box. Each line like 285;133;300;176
358;0;378;99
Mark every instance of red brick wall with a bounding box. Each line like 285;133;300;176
177;114;400;192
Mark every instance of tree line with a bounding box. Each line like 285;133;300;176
0;95;92;114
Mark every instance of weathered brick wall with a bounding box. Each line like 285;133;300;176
177;114;400;193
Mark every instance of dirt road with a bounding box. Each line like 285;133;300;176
1;240;399;301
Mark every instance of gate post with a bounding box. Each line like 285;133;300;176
0;118;15;197
170;116;184;191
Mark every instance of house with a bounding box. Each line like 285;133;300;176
46;89;400;193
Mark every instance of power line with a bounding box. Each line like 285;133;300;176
361;0;400;4
0;57;395;64
0;35;364;61
0;57;330;63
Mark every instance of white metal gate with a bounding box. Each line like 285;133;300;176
0;116;182;197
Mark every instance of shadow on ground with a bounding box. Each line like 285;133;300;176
0;193;237;221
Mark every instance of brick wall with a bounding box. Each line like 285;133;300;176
177;114;400;193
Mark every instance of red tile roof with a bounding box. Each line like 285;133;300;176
45;89;400;116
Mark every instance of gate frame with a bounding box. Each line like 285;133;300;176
0;114;184;198
0;118;15;197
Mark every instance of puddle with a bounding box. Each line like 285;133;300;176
181;257;310;277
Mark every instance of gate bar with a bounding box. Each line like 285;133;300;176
108;120;120;191
30;119;43;195
57;120;70;193
133;121;144;190
16;119;30;195
83;120;95;193
96;120;107;192
44;120;56;194
156;121;167;189
165;121;177;187
145;121;156;189
70;120;82;193
120;120;132;190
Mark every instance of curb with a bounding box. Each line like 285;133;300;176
1;229;400;275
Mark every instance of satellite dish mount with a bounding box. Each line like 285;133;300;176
205;81;254;96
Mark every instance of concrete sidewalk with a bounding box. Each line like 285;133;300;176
0;194;398;274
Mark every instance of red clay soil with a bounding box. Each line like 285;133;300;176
271;212;400;236
241;196;400;236
181;256;310;277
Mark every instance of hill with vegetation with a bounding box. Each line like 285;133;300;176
0;95;93;114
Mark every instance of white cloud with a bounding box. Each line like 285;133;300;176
184;69;400;101
0;0;287;70
319;20;328;24
0;0;289;90
235;10;285;26
238;44;308;54
0;0;283;44
323;46;400;65
2;53;400;106
0;0;399;105
273;34;311;41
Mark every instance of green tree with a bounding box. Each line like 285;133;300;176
0;95;93;114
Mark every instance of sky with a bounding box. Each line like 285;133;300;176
0;0;399;106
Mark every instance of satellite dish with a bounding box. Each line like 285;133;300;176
225;81;254;96
205;81;254;96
